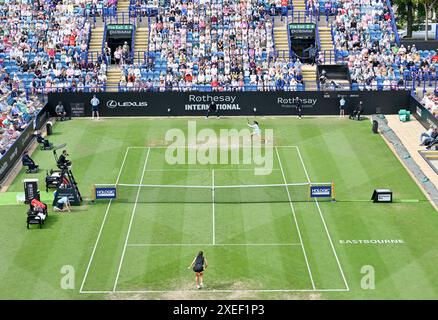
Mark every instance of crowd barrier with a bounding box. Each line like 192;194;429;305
0;106;48;182
411;94;438;129
47;90;411;117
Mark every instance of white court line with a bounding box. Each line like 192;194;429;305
212;169;215;245
79;147;131;294
275;147;316;290
295;146;350;291
126;243;302;247
80;288;349;294
113;147;151;292
143;168;281;172
127;145;298;149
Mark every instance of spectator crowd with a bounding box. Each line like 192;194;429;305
422;92;438;117
119;0;307;92
324;0;438;90
0;0;106;95
0;0;103;159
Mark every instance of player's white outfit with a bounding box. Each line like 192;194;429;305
248;123;261;136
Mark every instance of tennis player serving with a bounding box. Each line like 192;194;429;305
247;119;265;142
188;251;208;289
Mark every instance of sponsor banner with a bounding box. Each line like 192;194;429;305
107;24;134;37
339;239;405;245
289;23;316;37
71;103;85;117
377;193;392;202
95;187;117;200
0;123;35;182
47;91;411;117
107;24;134;30
310;185;332;198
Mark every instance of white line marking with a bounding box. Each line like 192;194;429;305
143;168;281;172
127;145;298;149
79;147;131;293
212;169;215;245
80;288;349;294
113;147;151;292
275;147;316;290
126;243;302;247
295;146;350;291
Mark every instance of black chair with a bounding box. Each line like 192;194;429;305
45;169;62;192
27;212;43;229
36;135;53;150
22;158;39;174
26;203;48;229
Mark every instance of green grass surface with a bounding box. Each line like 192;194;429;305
1;116;437;300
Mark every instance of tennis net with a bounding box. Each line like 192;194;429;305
94;182;334;203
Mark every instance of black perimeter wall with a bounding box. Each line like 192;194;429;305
0;107;48;182
48;91;411;117
411;95;438;129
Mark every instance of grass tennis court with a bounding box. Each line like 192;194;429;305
2;117;438;299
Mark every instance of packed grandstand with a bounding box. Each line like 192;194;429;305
0;0;437;159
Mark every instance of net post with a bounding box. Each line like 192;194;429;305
308;182;312;202
91;184;96;203
331;180;336;202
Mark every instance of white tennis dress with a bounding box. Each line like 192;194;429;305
248;123;261;136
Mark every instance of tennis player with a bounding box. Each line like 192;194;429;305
206;101;219;119
247;120;265;142
188;251;208;289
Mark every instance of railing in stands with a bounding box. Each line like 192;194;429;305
85;17;92;64
87;51;103;64
116;84;308;92
129;4;159;20
317;50;336;65
276;50;293;61
386;0;400;45
101;23;107;57
271;16;276;54
147;16;151;53
288;10;315;23
131;51;148;64
102;12;137;25
315;18;321;53
20;77;438;95
330;25;340;63
130;24;136;63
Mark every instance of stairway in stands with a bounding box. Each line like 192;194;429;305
104;0;130;92
318;26;336;64
293;0;306;12
117;0;130;15
87;26;104;62
273;24;289;59
133;26;149;64
106;69;122;92
291;0;325;89
301;65;317;89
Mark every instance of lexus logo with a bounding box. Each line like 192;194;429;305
106;100;148;108
107;100;117;108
